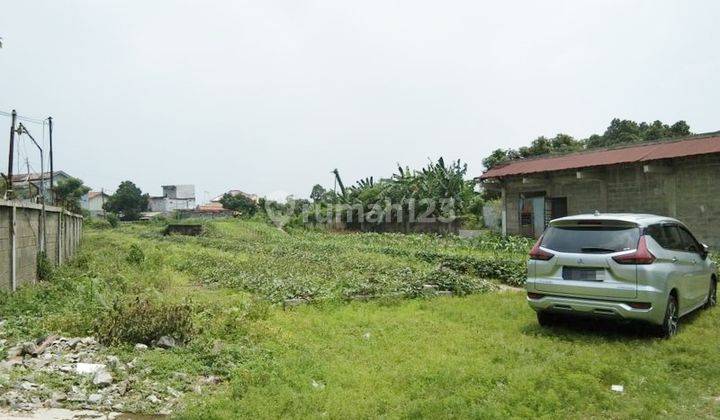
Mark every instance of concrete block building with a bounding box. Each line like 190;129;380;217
478;132;720;247
80;191;110;217
148;184;196;213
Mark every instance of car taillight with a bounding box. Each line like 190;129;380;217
612;235;655;265
529;237;554;261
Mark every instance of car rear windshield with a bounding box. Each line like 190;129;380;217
541;225;640;254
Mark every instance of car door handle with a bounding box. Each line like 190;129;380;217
692;259;697;264
672;257;678;263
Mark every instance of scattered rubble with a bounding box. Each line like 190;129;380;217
0;335;207;415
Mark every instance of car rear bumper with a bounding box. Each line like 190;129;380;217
526;293;666;325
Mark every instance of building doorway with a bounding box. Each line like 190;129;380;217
519;193;546;238
520;194;568;238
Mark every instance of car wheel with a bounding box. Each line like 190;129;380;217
704;278;717;309
537;312;556;327
658;295;679;339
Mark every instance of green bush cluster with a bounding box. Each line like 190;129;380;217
106;213;120;228
94;296;195;346
466;233;534;254
422;266;497;295
417;251;527;287
36;251;53;281
126;244;145;265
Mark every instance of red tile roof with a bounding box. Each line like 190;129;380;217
87;191;108;200
479;133;720;179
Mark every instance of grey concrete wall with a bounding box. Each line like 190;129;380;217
500;154;720;247
0;200;83;291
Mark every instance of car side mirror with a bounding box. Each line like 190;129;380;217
701;243;710;259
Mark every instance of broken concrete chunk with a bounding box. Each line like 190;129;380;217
134;343;148;352
76;362;106;375
50;391;67;402
20;342;37;356
93;369;113;387
155;336;176;349
87;393;103;404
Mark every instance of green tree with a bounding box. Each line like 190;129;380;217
310;184;327;203
55;177;90;213
103;181;149;221
550;133;581;151
484;118;693;169
220;192;257;216
669;120;690;137
600;118;643;146
482;149;511;169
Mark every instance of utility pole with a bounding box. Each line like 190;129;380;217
25;158;31;199
48;116;54;205
7;110;16;291
7;109;17;198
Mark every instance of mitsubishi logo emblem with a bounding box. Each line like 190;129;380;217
577;258;584;264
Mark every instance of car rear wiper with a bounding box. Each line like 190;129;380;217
580;247;617;253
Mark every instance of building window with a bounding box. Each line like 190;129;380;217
548;197;568;220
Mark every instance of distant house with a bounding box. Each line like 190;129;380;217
80;191;110;216
10;171;73;203
478;132;720;247
148;184;196;213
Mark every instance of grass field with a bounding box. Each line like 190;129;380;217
1;219;719;418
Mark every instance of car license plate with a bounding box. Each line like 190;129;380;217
562;266;604;281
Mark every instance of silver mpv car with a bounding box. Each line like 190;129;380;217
526;213;717;337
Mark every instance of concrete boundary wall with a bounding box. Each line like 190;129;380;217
0;200;83;291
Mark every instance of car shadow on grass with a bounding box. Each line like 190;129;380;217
521;308;709;342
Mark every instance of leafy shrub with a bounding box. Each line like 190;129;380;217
467;233;534;254
36;251;53;281
84;216;113;229
94;296;195;345
423;266;496;295
126;244;145;265
417;251;527;286
106;213;119;228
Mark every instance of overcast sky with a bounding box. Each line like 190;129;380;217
1;1;719;202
